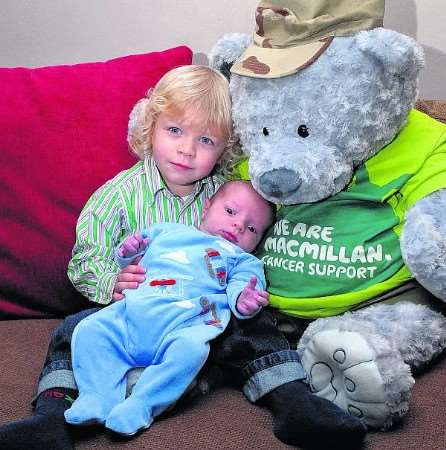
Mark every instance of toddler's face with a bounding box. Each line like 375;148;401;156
151;111;227;196
200;182;273;252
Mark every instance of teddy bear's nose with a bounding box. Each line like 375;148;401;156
260;169;301;198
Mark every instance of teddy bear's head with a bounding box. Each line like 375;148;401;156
210;28;424;205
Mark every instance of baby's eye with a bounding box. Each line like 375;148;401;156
297;124;310;138
200;136;215;146
248;225;257;234
168;126;182;134
262;127;270;136
225;207;234;215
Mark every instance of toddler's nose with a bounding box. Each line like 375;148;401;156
178;140;195;156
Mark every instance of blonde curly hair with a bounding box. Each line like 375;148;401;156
127;65;242;177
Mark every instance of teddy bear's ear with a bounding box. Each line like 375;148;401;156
208;33;252;80
356;28;425;80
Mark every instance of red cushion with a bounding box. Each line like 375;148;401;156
0;47;193;318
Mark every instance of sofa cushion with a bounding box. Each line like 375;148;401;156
0;47;192;318
0;318;445;449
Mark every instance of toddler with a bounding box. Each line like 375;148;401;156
0;64;238;450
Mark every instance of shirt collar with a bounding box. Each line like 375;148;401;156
143;155;165;198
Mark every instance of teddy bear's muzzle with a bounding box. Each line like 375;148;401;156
259;168;301;200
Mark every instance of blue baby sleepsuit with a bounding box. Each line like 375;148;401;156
64;223;265;435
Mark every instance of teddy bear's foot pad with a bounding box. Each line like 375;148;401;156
301;329;389;428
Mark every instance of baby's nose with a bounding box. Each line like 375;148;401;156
233;221;244;232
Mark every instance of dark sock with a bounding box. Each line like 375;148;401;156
262;380;367;449
0;388;77;450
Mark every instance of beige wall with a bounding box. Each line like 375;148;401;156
1;0;445;98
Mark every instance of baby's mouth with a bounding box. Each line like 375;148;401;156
220;230;237;244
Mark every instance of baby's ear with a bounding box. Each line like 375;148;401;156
202;198;211;219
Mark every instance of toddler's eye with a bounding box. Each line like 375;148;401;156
262;127;270;136
297;124;310;138
225;207;234;215
168;126;181;134
248;225;257;234
200;136;215;146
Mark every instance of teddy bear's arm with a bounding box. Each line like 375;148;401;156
401;189;446;301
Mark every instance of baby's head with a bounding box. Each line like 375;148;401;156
200;181;275;252
128;65;235;172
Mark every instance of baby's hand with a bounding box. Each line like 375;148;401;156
118;233;150;258
236;276;269;316
112;256;146;301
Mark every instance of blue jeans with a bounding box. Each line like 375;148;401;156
35;308;100;401
35;307;308;405
209;309;308;402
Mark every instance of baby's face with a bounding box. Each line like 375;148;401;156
200;182;273;252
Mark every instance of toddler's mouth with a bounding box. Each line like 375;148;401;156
171;162;192;170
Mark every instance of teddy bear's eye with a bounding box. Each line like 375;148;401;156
262;127;270;136
297;125;310;138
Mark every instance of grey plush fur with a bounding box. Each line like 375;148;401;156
209;27;446;430
297;302;446;428
211;29;423;205
402;190;446;299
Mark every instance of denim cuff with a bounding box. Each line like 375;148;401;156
34;365;145;405
33;360;77;404
242;350;307;402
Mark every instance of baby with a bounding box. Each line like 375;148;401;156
64;180;274;436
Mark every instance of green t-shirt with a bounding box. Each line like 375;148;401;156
239;110;446;318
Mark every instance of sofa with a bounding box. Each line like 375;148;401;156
1;46;445;449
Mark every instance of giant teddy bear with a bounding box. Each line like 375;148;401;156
207;0;446;447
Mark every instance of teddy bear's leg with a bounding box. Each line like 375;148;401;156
353;301;446;371
297;302;446;429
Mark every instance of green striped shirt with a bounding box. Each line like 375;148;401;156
67;156;224;305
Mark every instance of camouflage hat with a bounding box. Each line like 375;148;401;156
231;0;385;78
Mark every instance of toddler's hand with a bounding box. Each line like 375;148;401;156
112;256;146;301
236;276;269;316
118;233;150;258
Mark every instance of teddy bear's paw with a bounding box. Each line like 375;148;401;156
301;329;394;429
